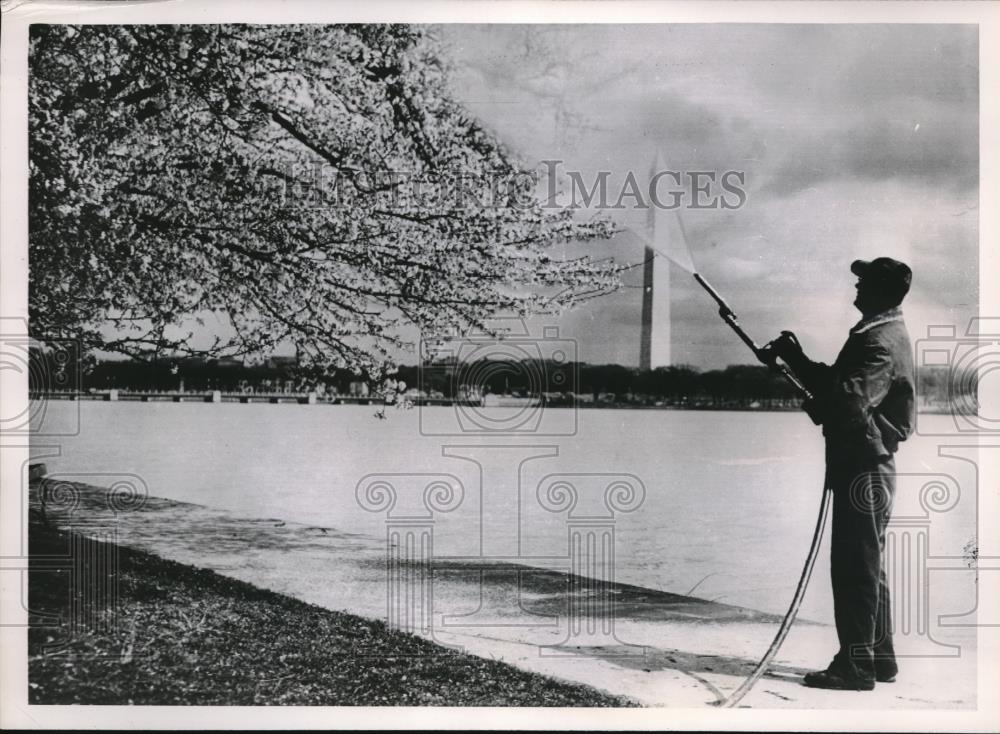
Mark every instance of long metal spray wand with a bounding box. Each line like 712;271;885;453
691;272;812;400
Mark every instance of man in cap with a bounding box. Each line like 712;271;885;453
767;257;915;691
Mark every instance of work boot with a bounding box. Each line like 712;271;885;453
802;668;875;691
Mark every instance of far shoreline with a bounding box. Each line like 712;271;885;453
30;390;962;415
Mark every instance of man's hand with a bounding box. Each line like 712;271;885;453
759;331;803;367
770;331;804;362
761;332;826;425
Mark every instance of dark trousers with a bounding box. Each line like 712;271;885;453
825;445;897;681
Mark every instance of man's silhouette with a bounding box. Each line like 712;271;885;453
771;257;915;691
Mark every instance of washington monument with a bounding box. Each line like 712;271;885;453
639;154;672;370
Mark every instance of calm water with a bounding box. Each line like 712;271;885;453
29;402;977;623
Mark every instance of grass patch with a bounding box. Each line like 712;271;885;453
28;522;636;706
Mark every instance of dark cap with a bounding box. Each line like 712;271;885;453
851;257;912;301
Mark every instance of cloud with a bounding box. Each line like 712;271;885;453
761;105;978;196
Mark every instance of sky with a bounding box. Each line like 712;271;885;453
95;23;979;371
436;24;979;369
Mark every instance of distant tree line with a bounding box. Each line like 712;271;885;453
28;347;975;408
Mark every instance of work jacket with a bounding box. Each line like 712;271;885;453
795;308;916;461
